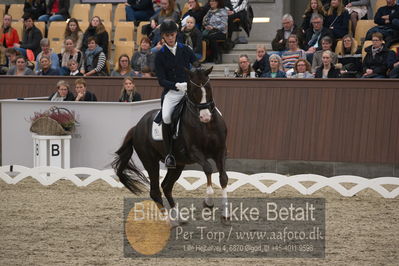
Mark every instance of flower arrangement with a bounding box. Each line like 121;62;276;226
30;107;77;135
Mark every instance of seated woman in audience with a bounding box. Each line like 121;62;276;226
345;0;371;35
182;0;206;29
48;80;75;101
111;54;138;77
252;44;270;77
315;50;340;78
125;0;155;23
23;0;47;21
260;54;287;78
324;0;350;40
118;77;142;102
7;55;35;76
301;0;326;33
234;54;253;78
60;38;84;75
83;36;107;76
38;0;70;23
289;59;314;78
74;78;97;102
37;55;60;75
64;18;84;51
1;15;20;50
35;38;60;73
141;66;155;77
147;0;181;46
311;36;337;73
362;32;390;78
336;34;362;77
68;59;83;76
202;0;228;64
82;16;109;57
4;48;20;70
281;34;306;72
14;16;42;58
131;37;155;74
181;16;203;60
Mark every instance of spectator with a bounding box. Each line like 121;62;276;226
289;59;314;78
82;16;109;57
315;50;341;78
301;0;326;33
181;16;203;60
111;54;138;77
14;16;43;58
324;0;350;40
4;48;20;70
131;36;155;74
118;77;142;102
23;0;47;21
181;0;206;29
125;0;155;22
345;0;372;35
281;34;306;72
38;0;70;23
202;0;228;64
60;37;84;75
64;18;84;51
147;0;181;46
365;0;399;47
336;34;362;77
141;65;155;77
83;36;107;76
260;54;287;78
74;78;97;102
1;15;20;49
68;59;83;76
225;0;250;46
234;54;253;77
35;38;60;73
389;52;399;78
304;13;334;61
6;55;35;75
48;80;75;101
272;14;304;52
37;55;60;75
252;44;270;77
362;32;391;78
311;36;337;73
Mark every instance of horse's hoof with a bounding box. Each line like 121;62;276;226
221;216;231;226
203;200;214;209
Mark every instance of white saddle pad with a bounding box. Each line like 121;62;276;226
152;122;163;141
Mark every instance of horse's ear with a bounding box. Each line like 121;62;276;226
184;67;193;79
204;66;213;77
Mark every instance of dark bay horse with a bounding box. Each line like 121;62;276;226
112;67;230;222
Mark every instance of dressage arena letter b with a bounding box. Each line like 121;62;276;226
51;144;60;156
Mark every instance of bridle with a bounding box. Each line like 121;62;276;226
186;78;215;115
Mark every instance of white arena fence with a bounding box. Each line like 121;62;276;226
1;165;399;199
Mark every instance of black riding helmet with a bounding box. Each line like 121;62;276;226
160;20;178;35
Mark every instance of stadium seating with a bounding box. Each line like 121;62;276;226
136;21;150;45
374;0;386;16
48;21;67;41
93;4;113;24
113;3;127;26
354;20;376;45
35;21;46;37
199;40;206;63
0;5;5;22
113;41;135;66
13;20;24;40
71;4;90;22
8;4;24;21
114;22;134;44
362;40;372;59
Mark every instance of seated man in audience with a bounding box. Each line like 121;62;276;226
74;78;97;101
365;0;399;47
272;14;304;52
304;13;334;62
14;16;43;59
234;54;253;77
362;32;391;78
311;36;338;73
225;0;251;46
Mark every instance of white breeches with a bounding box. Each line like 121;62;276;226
162;90;185;124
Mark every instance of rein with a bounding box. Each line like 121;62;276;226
186;78;215;115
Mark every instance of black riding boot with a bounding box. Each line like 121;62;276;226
163;124;176;169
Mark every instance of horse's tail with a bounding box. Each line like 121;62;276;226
112;127;148;194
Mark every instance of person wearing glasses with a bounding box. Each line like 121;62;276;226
362;32;391;78
234;54;253;77
289;59;314;78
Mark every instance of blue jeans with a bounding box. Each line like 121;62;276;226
125;7;154;22
38;14;65;22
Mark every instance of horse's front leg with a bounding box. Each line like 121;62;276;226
189;148;214;209
214;148;229;224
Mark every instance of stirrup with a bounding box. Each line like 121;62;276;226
165;154;176;169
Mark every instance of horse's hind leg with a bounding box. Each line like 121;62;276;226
161;165;184;209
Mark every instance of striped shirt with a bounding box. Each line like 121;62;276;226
281;49;306;71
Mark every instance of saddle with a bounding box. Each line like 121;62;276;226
152;97;186;141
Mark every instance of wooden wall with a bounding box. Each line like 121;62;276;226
1;76;398;164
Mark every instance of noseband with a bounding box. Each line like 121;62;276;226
187;78;215;114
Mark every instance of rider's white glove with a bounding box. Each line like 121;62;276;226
175;82;187;92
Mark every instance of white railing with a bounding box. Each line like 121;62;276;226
1;165;398;198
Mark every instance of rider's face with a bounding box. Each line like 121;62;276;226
163;32;177;47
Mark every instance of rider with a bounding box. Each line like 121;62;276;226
155;20;198;169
